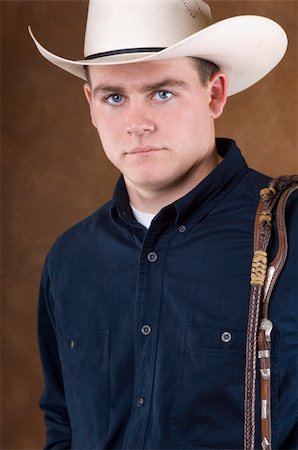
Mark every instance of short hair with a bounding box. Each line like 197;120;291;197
84;65;91;85
84;57;220;86
188;57;220;86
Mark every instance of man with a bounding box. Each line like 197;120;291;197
30;1;297;449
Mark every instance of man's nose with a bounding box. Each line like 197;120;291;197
125;101;155;136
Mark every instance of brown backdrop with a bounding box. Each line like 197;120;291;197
1;1;297;448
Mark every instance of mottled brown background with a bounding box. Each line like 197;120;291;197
1;1;297;448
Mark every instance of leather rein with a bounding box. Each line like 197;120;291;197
244;175;298;450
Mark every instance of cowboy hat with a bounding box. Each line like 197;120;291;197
29;0;287;96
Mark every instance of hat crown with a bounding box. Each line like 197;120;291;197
84;0;212;57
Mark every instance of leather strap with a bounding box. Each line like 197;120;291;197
244;175;298;450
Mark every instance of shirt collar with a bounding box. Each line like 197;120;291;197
111;138;249;230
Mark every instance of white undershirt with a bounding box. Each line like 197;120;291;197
130;203;156;229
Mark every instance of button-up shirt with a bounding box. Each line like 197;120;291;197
38;138;298;449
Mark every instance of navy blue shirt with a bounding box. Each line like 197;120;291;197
38;138;298;449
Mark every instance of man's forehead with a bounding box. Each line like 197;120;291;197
88;57;198;92
88;56;193;80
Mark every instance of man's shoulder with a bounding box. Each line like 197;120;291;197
46;199;114;262
244;169;298;201
242;167;297;207
227;166;270;209
240;167;271;195
229;167;297;226
240;169;298;239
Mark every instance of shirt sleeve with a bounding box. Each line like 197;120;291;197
38;254;71;449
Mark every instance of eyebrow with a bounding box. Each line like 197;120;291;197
92;78;189;97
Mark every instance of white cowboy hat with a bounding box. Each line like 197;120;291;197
29;0;287;96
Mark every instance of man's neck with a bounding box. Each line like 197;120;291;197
126;152;223;215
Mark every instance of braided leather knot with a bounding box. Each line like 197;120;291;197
259;211;272;223
260;186;276;201
250;250;267;286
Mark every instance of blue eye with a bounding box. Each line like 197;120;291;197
106;94;123;105
153;90;173;101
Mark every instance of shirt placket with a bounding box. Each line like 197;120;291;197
123;222;172;449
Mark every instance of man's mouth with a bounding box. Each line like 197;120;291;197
128;146;163;155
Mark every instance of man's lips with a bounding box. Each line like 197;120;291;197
127;146;163;155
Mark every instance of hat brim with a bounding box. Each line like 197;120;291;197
29;15;287;96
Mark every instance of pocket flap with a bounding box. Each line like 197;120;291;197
57;329;109;360
185;327;247;354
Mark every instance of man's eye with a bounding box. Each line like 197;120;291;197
152;90;173;101
106;94;124;105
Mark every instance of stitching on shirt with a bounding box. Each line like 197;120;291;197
179;0;197;20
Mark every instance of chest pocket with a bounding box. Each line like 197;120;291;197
170;326;279;449
57;329;109;449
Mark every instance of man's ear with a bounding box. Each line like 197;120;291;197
83;82;96;128
208;72;228;119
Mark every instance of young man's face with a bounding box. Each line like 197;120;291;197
84;57;227;203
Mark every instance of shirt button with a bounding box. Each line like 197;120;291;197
147;252;158;262
70;339;76;350
179;225;187;233
141;324;152;336
137;396;145;407
221;331;232;343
